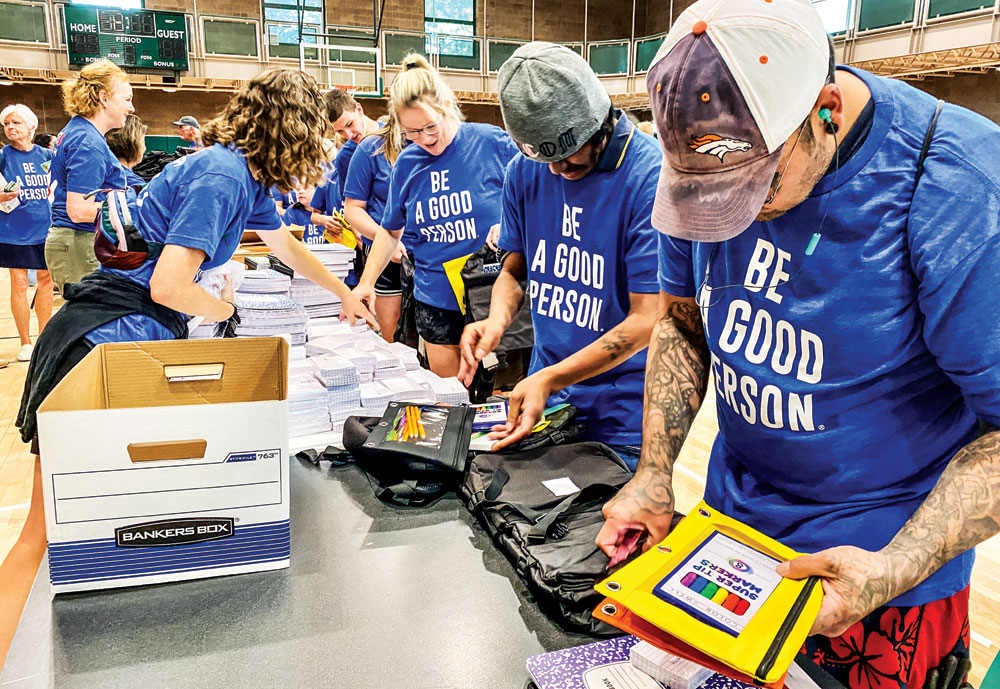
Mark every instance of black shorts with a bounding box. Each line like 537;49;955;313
360;242;402;296
0;242;47;270
415;300;465;345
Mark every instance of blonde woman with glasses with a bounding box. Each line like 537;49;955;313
354;54;518;376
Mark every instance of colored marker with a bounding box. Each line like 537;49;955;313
680;572;698;587
689;576;708;594
733;598;750;616
723;593;743;612
711;588;729;605
700;582;719;599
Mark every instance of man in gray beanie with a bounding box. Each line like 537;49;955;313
458;41;661;469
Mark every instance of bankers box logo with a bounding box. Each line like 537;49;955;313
115;517;235;548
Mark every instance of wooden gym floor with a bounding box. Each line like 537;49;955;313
0;274;996;682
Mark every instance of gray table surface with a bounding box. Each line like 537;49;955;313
1;455;591;688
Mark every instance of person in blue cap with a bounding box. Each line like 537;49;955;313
458;42;661;470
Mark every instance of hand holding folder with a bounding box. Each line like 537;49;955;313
593;501;822;686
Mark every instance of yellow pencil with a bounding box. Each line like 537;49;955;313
406;406;416;439
416;407;426;439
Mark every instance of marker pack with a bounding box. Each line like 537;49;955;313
594;501;822;686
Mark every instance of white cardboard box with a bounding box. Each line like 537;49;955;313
36;338;290;593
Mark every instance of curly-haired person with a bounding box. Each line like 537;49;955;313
18;68;377;452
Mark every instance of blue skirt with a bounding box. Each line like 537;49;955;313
0;242;47;269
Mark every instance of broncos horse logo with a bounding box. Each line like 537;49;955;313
689;134;752;161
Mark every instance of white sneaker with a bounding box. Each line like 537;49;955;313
17;343;33;362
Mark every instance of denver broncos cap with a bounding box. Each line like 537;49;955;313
648;0;831;241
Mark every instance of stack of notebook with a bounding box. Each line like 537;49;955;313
406;368;470;405
232;291;309;356
287;373;332;437
237;268;291;294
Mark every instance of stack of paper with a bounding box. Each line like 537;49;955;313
288;374;332;437
289;279;342;319
379;377;428;403
406;368;469;405
384;342;421;371
630;642;714;689
289;407;332;438
233;292;309;359
307;243;355;277
372;348;402;371
310;354;360;387
359;380;392;415
330;406;366;432
289;373;328;412
327;383;361;410
237;268;291;294
338;347;376;382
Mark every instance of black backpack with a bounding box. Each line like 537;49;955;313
461;442;638;635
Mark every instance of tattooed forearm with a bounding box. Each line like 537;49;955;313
881;429;1000;601
601;328;631;361
638;300;711;478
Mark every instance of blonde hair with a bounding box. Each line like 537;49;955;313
61;59;128;118
388;53;463;124
201;68;328;192
369;109;405;165
105;114;147;166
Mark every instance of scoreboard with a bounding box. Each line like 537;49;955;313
64;5;188;71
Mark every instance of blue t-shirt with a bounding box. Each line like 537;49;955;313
499;115;660;445
333;139;357;207
51;116;126;232
344;134;393;246
0;144;52;245
382;122;518;310
123;166;145;189
85;144;282;345
656;67;1000;607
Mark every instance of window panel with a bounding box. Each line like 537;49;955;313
268;23;317;59
927;0;991;18
857;0;914;31
812;0;853;34
203;19;257;56
425;0;473;23
0;2;47;43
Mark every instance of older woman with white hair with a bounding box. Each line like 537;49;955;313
0;103;53;362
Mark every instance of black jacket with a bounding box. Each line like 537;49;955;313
17;271;187;443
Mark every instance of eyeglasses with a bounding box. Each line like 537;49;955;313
403;119;442;141
764;118;808;205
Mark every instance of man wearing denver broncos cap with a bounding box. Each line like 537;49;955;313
597;0;1000;685
457;42;661;467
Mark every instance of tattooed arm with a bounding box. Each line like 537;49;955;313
486;290;660;451
779;430;1000;636
597;291;710;555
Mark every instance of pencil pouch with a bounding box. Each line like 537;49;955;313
347;402;475;473
594;501;822;686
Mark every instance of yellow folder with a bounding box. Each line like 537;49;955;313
594;501;822;685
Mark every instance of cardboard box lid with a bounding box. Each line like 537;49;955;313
39;338;288;414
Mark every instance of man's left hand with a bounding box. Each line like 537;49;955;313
777;545;897;637
489;371;556;452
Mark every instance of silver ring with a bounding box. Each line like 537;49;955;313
605;581;621;592
602;604;618;615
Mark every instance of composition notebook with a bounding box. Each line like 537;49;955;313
526;636;666;689
594;501;822;686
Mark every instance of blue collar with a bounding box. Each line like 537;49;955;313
595;110;636;172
